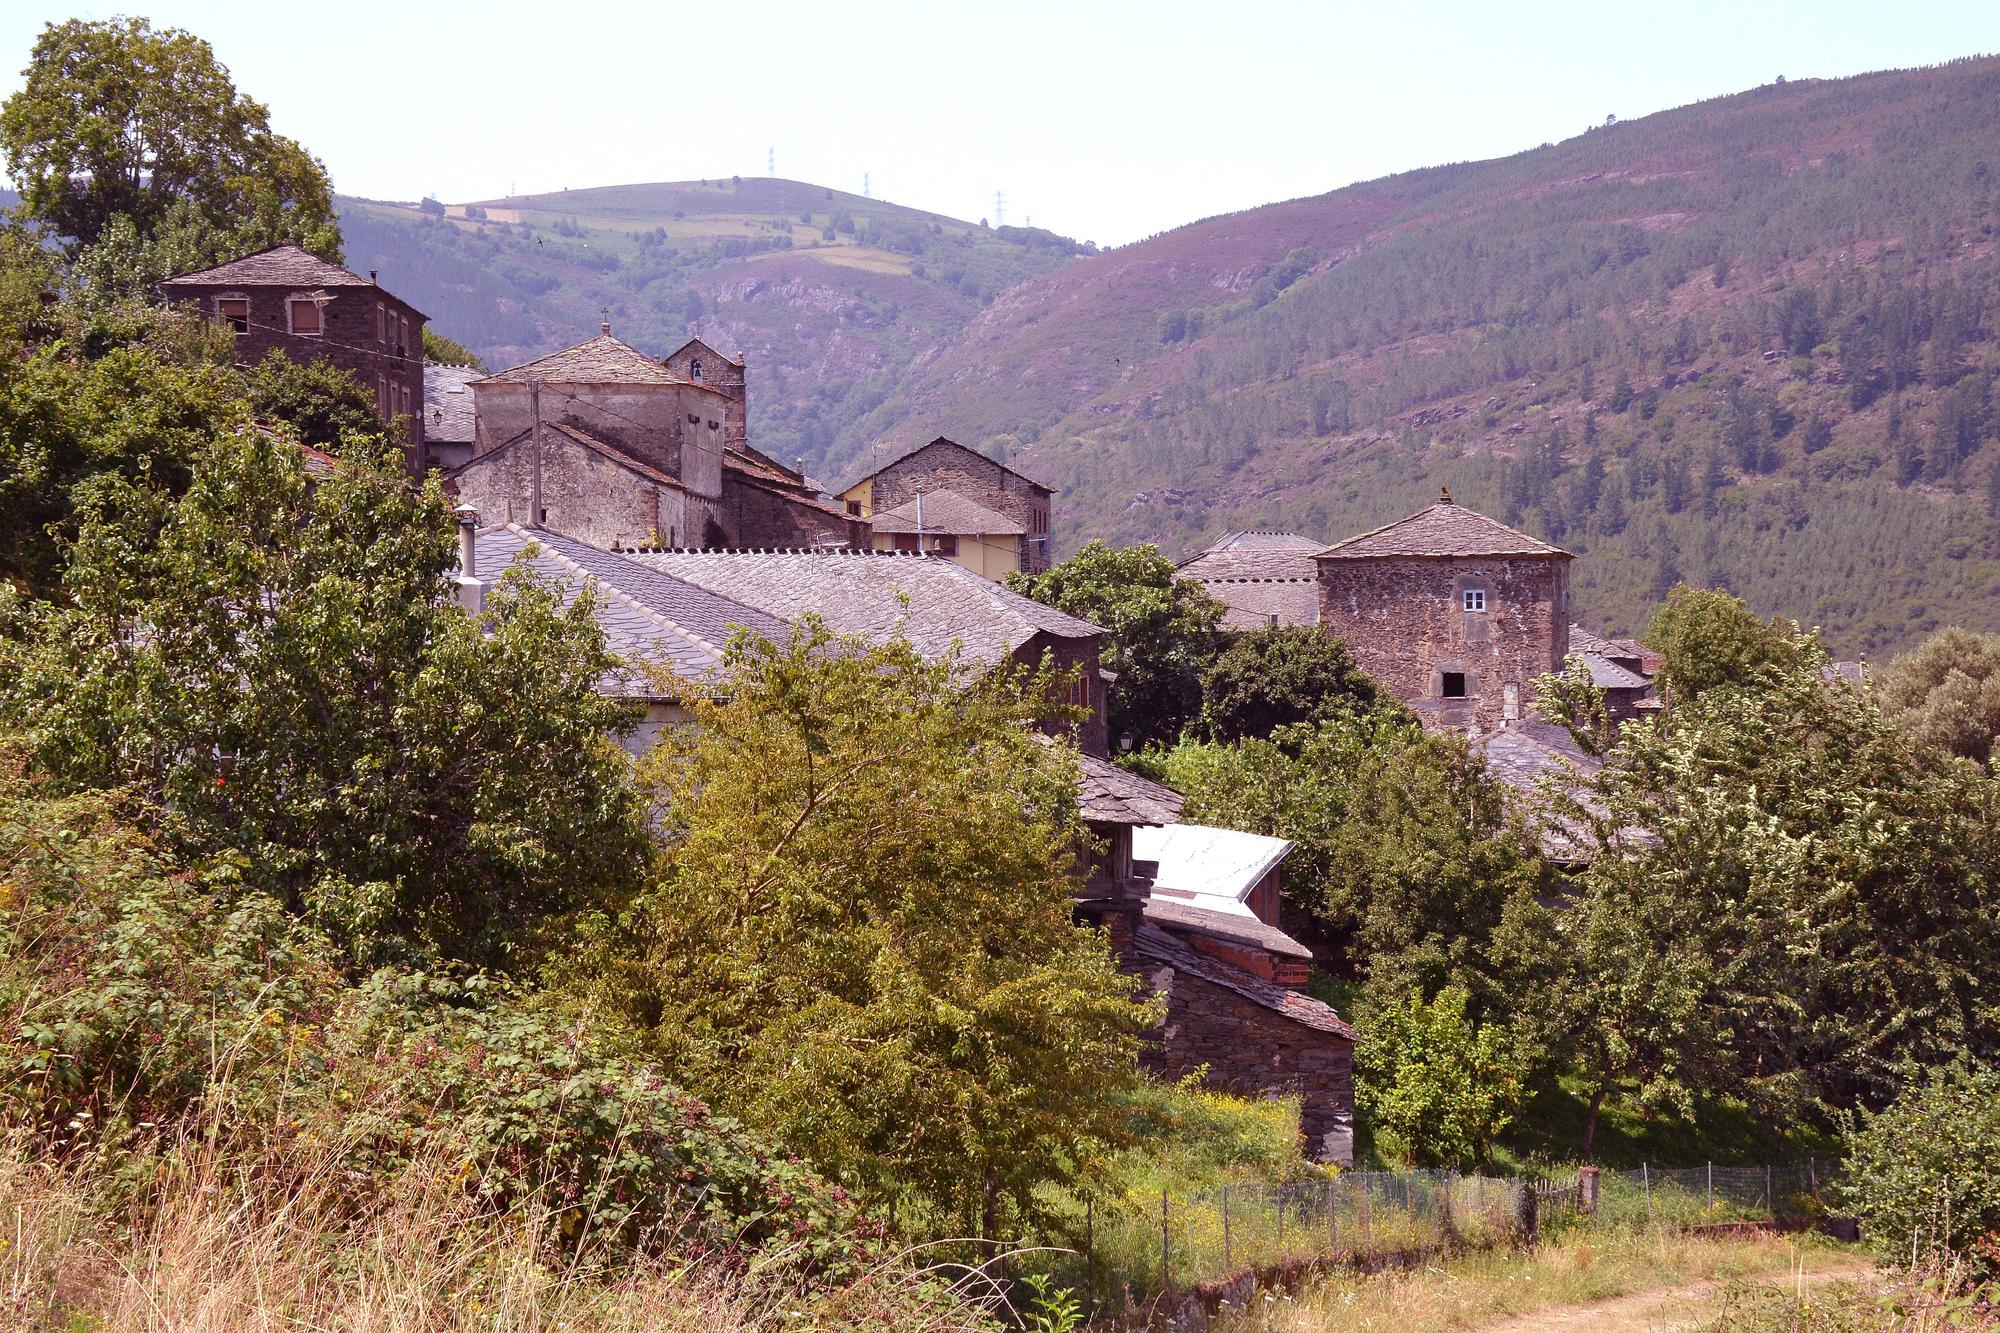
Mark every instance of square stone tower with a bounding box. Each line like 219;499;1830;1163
1315;489;1570;733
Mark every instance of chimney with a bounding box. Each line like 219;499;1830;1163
795;456;807;479
370;269;378;284
600;321;611;335
454;503;483;614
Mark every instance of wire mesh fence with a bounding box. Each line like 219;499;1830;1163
1052;1160;1841;1310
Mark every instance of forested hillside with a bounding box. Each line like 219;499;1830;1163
336;179;1087;466
843;58;2000;657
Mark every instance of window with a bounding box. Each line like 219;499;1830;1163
690;358;703;382
288;298;322;336
1441;672;1468;699
377;375;388;416
217;297;248;334
687;413;700;425
892;533;920;552
930;534;958;557
846;500;863;516
398;315;409;354
1462;588;1487;613
1069;672;1092;710
707;419;719;430
376;303;386;344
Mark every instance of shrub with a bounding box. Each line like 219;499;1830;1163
1356;986;1526;1170
1841;1062;2000;1280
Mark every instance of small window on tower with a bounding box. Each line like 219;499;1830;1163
289;298;322;336
218;298;248;334
1441;672;1468;699
1463;588;1487;613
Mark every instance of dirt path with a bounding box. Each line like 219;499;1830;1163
1474;1257;1878;1333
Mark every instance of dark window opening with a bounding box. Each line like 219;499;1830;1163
687;413;699;425
1441;672;1467;699
218;298;248;334
846;500;862;516
690;359;703;381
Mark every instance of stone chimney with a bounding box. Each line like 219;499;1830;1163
454;503;483;614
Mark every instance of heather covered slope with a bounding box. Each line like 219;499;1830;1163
336;178;1086;467
839;58;2000;657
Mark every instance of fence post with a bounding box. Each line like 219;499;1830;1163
1360;1176;1372;1250
1579;1165;1599;1217
1706;1162;1714;1218
1276;1181;1285;1246
1221;1184;1231;1270
1643;1162;1652;1226
1809;1156;1819;1200
1327;1178;1338;1250
1085;1194;1095;1319
1160;1189;1171;1290
1515;1177;1538;1246
1765;1163;1775;1219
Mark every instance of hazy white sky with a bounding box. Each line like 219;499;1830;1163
3;1;1998;245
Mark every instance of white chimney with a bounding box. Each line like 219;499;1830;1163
454;503;483;614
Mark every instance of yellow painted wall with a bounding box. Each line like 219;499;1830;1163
841;479;874;517
868;530;1021;581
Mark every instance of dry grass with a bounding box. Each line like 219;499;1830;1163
0;1137;998;1333
1214;1229;1865;1332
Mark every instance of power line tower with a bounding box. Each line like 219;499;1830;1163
767;146;775;176
863;171;871;198
994;190;1006;226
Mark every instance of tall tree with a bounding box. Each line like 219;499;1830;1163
2;429;646;969
1873;626;2000;767
1007;541;1223;746
1;18;339;281
1199;625;1382;742
592;623;1155;1238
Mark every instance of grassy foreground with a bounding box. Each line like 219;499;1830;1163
1211;1229;1866;1332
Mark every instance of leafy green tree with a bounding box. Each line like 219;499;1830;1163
1356;986;1527;1169
422;327;486;370
0;17;339;289
1154;714;1551;1019
1645;584;1802;702
240;349;387;450
1;428;646;969
1007;541;1223;746
1873;627;2000;767
1556;624;2000;1141
1198;625;1382;742
1841;1061;2000;1280
592;622;1155;1239
1531;654;1617;756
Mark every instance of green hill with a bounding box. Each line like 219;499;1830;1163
336;178;1086;466
837;58;2000;659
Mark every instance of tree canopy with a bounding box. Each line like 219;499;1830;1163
0;17;339;289
579;623;1156;1236
1644;584;1804;702
1;429;646;969
1007;541;1223;746
1199;625;1383;742
1873;626;2000;767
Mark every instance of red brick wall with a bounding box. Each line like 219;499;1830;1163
164;281;427;471
1139;964;1355;1165
1316;555;1570;733
868;444;1053;572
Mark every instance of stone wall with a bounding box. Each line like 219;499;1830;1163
450;432;723;550
725;478;858;549
864;444;1053;572
1316;555;1569;733
661;342;747;446
472;381;729;500
1016;630;1109;757
1142;964;1355;1165
164;281;426;470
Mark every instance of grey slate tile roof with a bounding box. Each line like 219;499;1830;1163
1580;652;1651;690
1479;718;1604;864
624;548;1101;666
161;244;381;290
1141;897;1314;961
478;331;724;390
1074;750;1186;826
1132;923;1356;1039
1177;532;1327;631
1320;494;1568;561
869;489;1025;536
473;525;785;694
424;363;480;445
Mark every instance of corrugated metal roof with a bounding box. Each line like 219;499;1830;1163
1133;823;1293;903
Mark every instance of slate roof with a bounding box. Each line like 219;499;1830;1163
1074;750;1186;826
478;330;723;391
1320;493;1568;561
1132;923;1356;1039
1580;653;1651;691
1479;718;1604;865
424;363;480;445
1178;531;1328;581
472;526;785;694
624;548;1102;666
843;436;1056;494
161;244;384;292
1141;898;1314;961
869;489;1025;536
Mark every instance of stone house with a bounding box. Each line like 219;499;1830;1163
448;326;863;551
1316;490;1573;734
422;363;481;470
1176;531;1327;630
864;489;1030;580
840;437;1055;575
161;244;428;473
454;521;1357;1161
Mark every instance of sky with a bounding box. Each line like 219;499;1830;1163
3;1;1998;246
